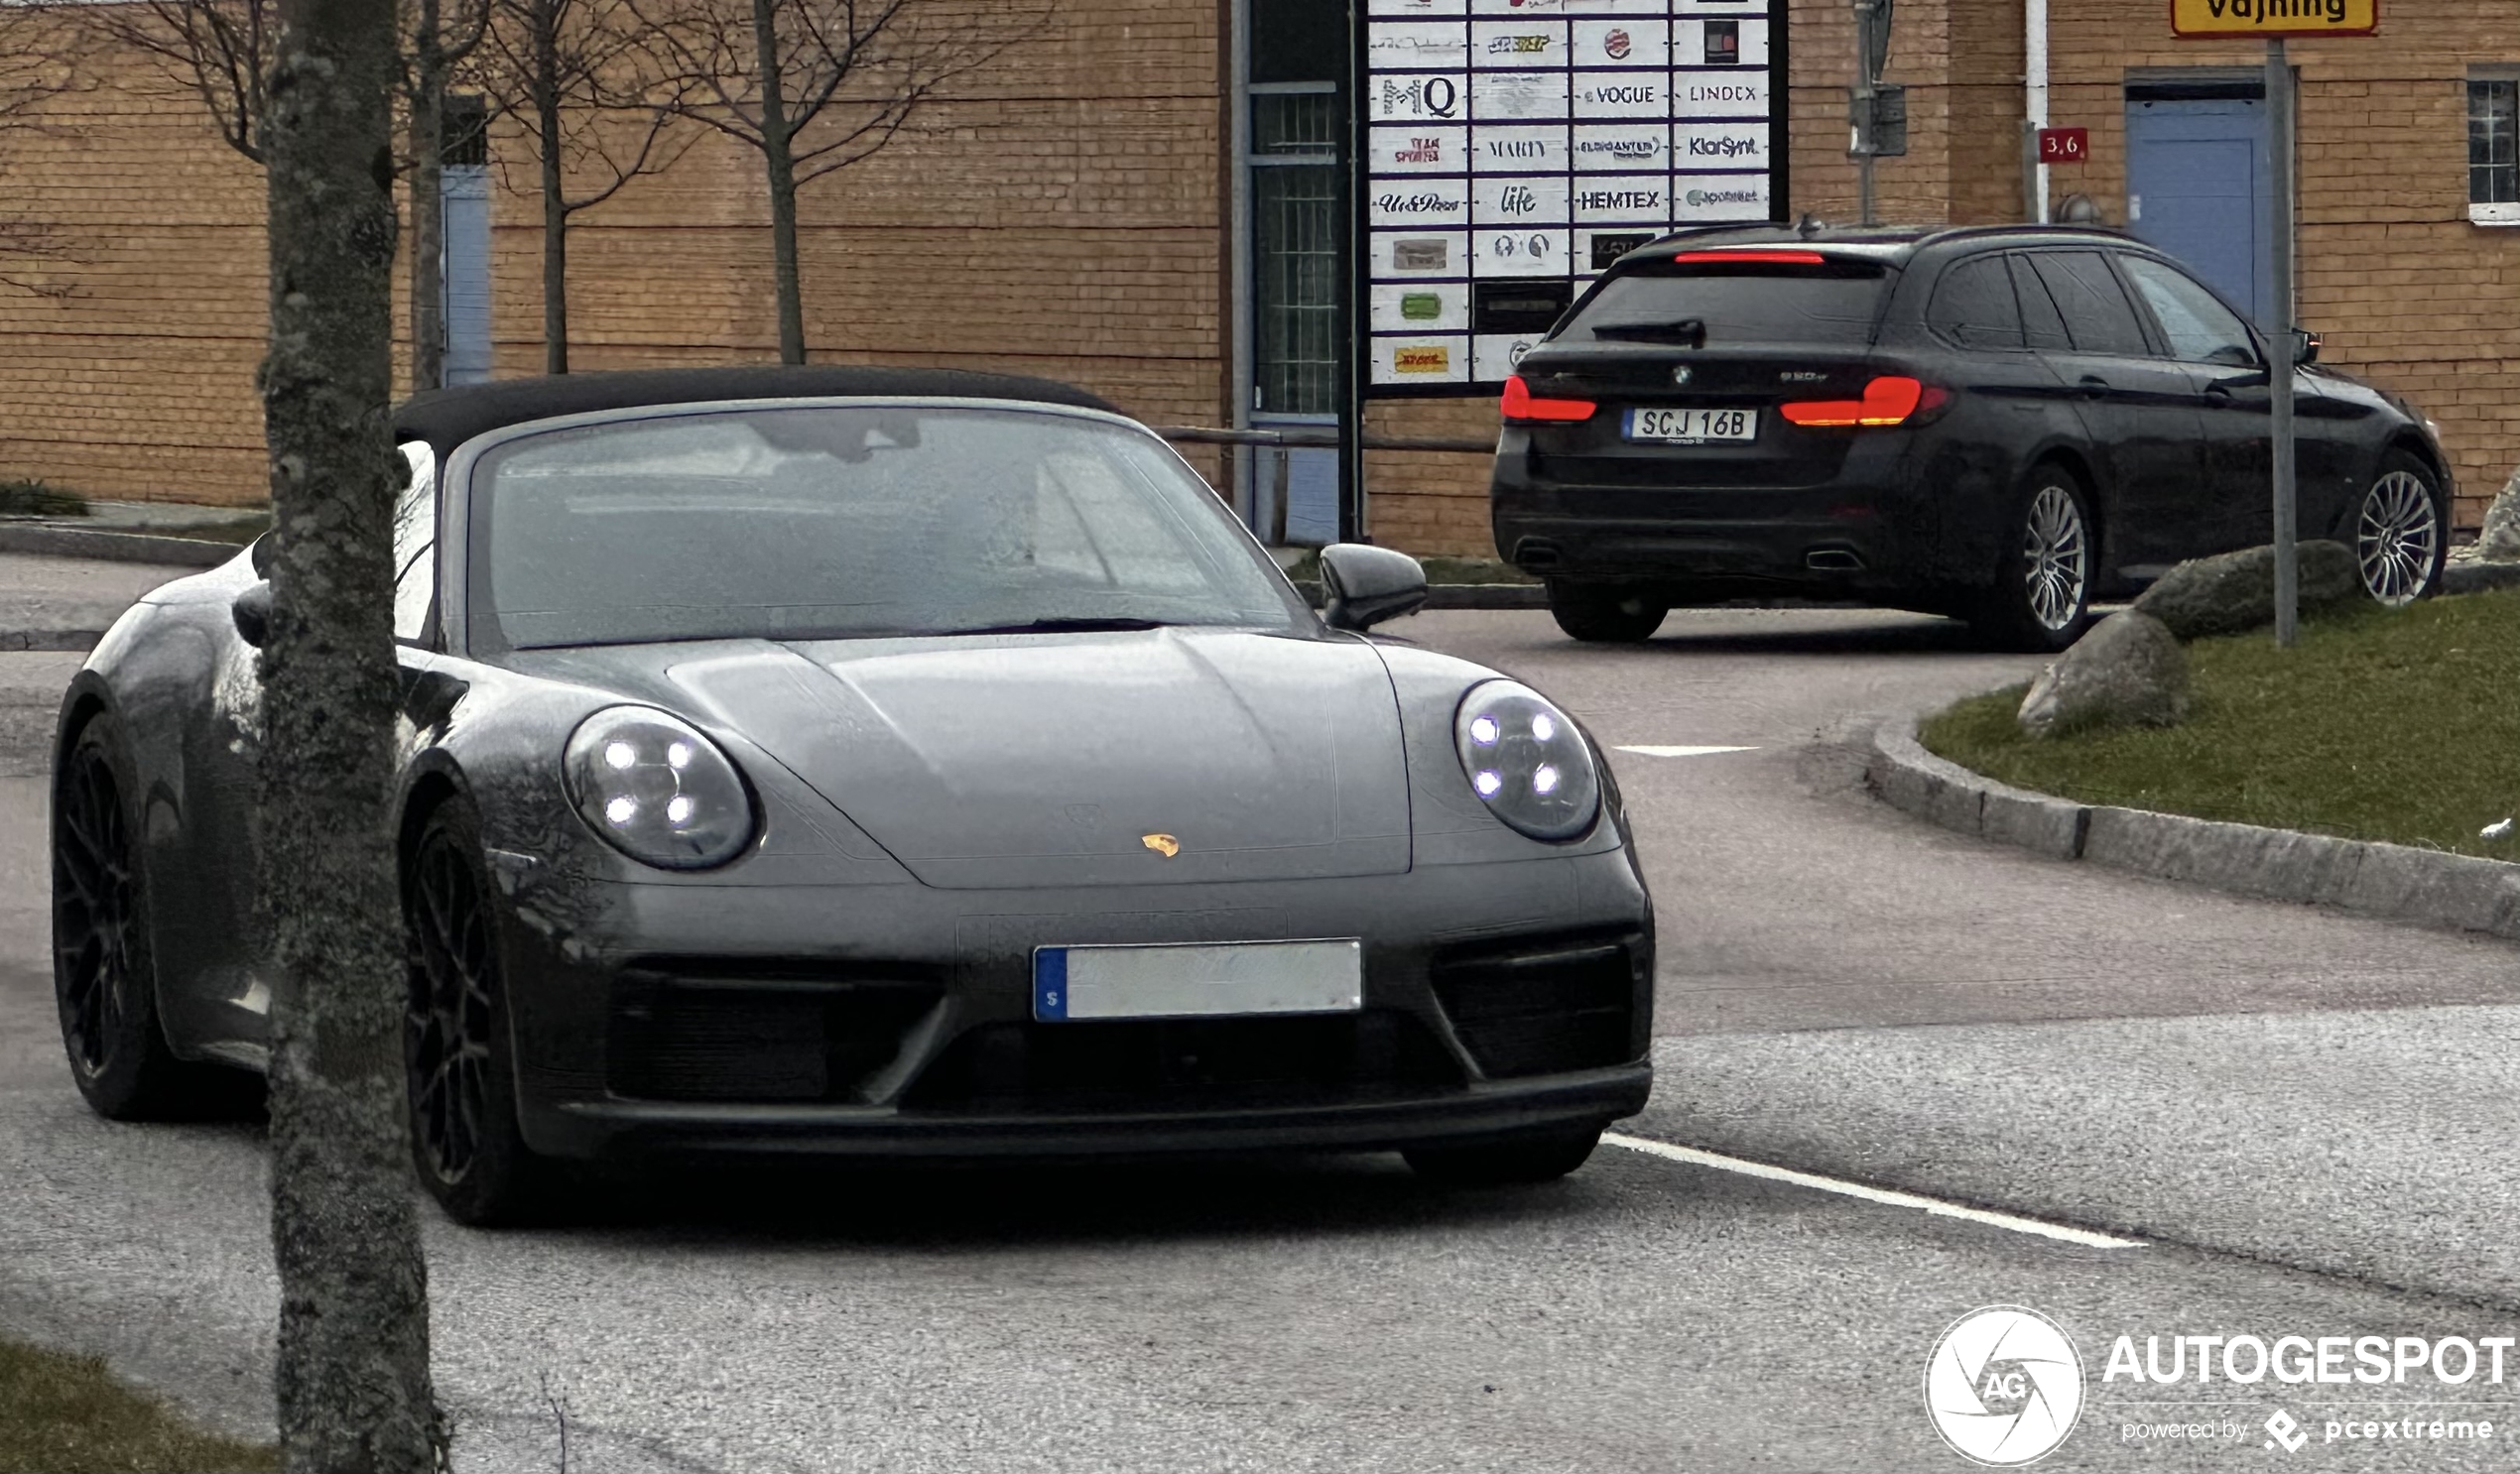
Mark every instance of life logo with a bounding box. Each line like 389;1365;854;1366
1925;1306;2085;1465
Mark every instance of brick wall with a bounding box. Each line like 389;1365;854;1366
2038;9;2520;526
12;1;2518;539
0;44;271;506
0;0;1229;507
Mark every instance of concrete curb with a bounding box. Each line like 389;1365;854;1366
0;629;102;653
1865;715;2520;941
2444;558;2520;596
0;525;238;568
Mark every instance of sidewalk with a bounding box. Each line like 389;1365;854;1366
0;500;259;570
0;552;191;650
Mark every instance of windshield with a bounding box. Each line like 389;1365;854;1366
465;404;1309;650
1555;262;1889;348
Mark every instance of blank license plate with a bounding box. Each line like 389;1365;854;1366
1033;939;1363;1023
1625;407;1758;442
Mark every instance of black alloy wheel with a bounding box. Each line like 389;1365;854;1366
1548;582;1669;644
405;801;541;1225
1971;466;2094;653
2353;452;2448;607
54;713;222;1118
1404;1122;1607;1186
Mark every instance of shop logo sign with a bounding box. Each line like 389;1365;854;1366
1381;76;1459;119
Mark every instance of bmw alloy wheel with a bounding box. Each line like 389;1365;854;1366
55;740;134;1079
2356;468;2440;608
2022;482;2089;633
407;827;495;1185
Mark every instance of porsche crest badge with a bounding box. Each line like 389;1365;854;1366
1141;833;1180;858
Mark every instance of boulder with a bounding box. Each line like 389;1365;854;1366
2477;466;2520;561
2129;540;2360;641
2017;609;2191;739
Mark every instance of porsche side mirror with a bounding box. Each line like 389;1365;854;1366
2294;329;2322;366
1318;543;1427;633
232;580;273;647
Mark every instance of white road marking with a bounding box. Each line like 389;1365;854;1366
1601;1133;2147;1249
1612;745;1758;758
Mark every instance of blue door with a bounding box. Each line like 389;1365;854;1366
441;164;494;386
2124;90;2271;328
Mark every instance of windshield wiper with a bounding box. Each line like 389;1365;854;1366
1589;317;1707;345
929;616;1174;636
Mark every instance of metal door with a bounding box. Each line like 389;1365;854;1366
2125;85;2271;330
441;164;494;387
1250;87;1341;546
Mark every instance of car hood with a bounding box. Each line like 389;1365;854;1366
536;628;1413;889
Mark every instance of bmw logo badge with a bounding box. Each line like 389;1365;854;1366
1671;366;1694;386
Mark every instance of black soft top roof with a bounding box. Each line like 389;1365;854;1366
393;365;1124;459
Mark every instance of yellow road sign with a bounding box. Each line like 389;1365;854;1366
2172;0;2377;38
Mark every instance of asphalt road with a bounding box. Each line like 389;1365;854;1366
7;577;2520;1471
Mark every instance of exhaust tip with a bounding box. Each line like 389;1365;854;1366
1805;549;1865;572
1513;539;1566;570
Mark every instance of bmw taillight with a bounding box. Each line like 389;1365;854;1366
1502;374;1597;425
1778;375;1951;429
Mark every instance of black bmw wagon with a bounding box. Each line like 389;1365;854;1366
1489;225;2453;650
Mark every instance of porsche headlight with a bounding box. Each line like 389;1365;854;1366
564;706;754;869
1453;680;1600;841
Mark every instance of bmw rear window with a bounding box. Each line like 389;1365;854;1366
1554;259;1890;348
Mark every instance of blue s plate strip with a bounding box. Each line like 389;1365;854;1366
1033;946;1070;1022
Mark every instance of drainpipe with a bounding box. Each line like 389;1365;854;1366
2025;0;2050;222
1227;0;1256;528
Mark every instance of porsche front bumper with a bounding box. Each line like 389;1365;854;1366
492;849;1656;1163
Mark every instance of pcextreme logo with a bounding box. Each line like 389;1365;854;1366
1925;1306;2085;1465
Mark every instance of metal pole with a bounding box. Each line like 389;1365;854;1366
1339;0;1366;544
1853;0;1877;225
1227;0;1256;530
2266;38;2297;648
2025;0;2049;222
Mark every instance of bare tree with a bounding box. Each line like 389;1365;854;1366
406;0;494;389
75;0;487;389
477;0;689;372
258;0;445;1464
0;4;90;296
633;0;1046;364
73;0;273;161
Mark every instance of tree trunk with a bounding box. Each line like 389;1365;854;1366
407;0;446;392
750;0;806;364
260;0;444;1464
534;0;567;374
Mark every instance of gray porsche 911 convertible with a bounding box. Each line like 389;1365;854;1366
55;366;1653;1222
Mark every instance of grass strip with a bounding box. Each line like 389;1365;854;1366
1920;588;2520;860
0;480;90;518
0;1337;274;1474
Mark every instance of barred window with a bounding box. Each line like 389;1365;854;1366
2471;78;2518;208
